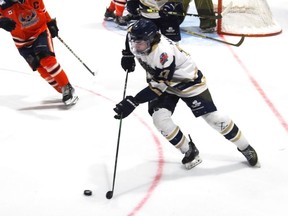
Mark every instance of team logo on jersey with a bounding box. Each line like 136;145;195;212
191;100;201;108
166;27;175;33
160;52;168;65
18;9;39;27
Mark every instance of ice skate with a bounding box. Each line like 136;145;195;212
182;140;202;170
238;145;260;167
61;83;79;106
200;20;216;33
104;8;115;21
115;16;128;26
121;13;140;23
200;27;216;33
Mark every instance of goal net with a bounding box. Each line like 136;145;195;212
213;0;282;36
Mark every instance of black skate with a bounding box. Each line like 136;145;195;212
104;8;115;21
61;83;79;106
121;13;140;23
200;19;216;33
200;27;216;33
115;16;128;26
238;145;260;167
182;140;202;170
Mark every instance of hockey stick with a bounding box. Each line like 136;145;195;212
106;70;129;200
56;36;95;76
181;27;245;47
171;11;221;19
142;8;221;19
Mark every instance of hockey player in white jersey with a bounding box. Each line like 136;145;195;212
113;18;259;169
126;0;185;42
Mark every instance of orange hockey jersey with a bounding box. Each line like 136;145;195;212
0;0;52;48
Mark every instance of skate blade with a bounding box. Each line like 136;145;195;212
184;155;202;170
252;161;261;168
200;27;216;33
104;17;115;21
64;96;79;106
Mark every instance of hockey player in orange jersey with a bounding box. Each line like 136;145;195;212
0;0;78;106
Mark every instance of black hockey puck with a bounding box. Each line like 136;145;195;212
84;190;92;196
106;191;113;199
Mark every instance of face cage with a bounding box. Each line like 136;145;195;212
128;34;151;56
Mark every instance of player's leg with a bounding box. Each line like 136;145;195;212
194;0;216;32
157;2;185;42
18;31;78;105
183;89;259;167
202;111;259;166
149;93;202;169
114;0;128;26
104;0;116;21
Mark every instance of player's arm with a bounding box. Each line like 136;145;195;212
37;0;58;38
113;56;176;119
113;85;159;119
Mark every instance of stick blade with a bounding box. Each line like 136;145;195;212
235;35;245;47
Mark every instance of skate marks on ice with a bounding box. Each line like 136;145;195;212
18;98;77;111
102;19;128;36
102;18;138;35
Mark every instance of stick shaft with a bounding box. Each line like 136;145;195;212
181;28;245;47
143;8;221;19
110;71;129;195
57;36;95;76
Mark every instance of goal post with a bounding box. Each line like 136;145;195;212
213;0;282;37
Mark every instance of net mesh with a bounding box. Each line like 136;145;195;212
213;0;282;36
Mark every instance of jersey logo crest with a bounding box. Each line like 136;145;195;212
160;52;168;65
18;9;39;27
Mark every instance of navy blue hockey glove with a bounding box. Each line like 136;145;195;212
159;2;176;17
121;50;135;72
47;18;59;38
13;0;25;3
0;17;16;32
114;96;139;119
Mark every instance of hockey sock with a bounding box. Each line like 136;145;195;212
40;56;69;87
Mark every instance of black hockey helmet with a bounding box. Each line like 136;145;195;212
129;18;158;42
128;18;159;55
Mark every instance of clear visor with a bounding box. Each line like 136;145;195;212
129;38;151;56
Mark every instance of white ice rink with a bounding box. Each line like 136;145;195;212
0;0;288;216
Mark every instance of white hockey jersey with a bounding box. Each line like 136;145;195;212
134;36;208;98
139;0;168;19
